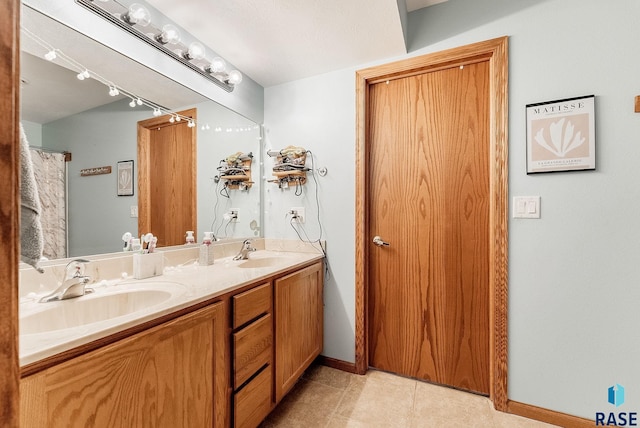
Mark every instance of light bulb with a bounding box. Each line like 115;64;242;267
123;3;151;26
77;72;85;80
129;99;136;108
44;50;57;61
109;86;119;96
153;108;162;117
188;120;195;128
228;70;243;85
169;116;175;123
176;115;182;122
136;98;143;106
183;42;205;60
156;24;181;45
209;57;226;73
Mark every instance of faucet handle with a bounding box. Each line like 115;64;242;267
65;258;90;279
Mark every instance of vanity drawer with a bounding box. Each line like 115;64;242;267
234;365;272;428
234;313;272;388
233;282;272;328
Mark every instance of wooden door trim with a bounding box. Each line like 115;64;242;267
137;108;197;238
1;0;21;426
355;36;509;411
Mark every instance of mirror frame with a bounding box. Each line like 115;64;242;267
1;0;20;424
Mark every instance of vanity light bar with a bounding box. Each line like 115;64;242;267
75;0;237;93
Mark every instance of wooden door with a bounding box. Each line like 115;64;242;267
138;109;196;247
368;62;490;394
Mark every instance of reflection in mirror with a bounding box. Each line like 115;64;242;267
20;5;262;260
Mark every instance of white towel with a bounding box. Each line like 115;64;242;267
19;124;44;273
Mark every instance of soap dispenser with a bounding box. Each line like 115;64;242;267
185;230;195;245
199;232;214;266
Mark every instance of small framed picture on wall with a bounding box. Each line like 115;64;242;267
117;160;134;196
526;95;595;174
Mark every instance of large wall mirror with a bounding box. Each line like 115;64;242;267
20;5;263;260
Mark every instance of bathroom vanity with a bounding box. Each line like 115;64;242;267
19;243;324;428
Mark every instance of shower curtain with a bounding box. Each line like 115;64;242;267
30;149;67;259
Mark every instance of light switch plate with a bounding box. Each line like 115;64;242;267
513;196;540;219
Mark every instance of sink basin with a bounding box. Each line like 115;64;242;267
20;289;172;335
237;257;289;269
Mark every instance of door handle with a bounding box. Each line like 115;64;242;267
373;236;390;247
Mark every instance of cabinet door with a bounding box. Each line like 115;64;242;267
274;262;323;402
21;303;228;428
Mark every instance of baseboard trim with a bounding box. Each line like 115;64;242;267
315;359;594;427
315;355;359;374
507;400;594;427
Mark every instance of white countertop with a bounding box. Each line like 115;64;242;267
19;250;323;367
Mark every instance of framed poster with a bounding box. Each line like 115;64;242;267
117;160;134;196
526;95;595;173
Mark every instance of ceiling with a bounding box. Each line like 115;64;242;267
146;0;449;87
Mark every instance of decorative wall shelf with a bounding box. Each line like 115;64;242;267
268;146;310;189
217;152;253;190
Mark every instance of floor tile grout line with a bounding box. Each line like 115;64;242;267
321;370;358;428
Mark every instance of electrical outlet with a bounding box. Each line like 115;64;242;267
290;207;305;223
130;205;138;218
230;208;239;222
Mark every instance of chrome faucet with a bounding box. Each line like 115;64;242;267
233;239;256;261
39;259;93;303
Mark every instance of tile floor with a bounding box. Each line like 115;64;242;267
261;365;558;428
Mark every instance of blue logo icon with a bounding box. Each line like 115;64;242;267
609;384;625;408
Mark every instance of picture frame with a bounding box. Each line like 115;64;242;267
526;95;595;174
117;160;134;196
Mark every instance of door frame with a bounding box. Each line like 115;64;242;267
354;37;509;410
137;108;197;242
0;0;20;425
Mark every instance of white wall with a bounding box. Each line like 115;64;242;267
264;68;357;363
264;0;640;419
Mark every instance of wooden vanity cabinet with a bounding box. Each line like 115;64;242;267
231;282;273;428
19;260;324;428
274;261;324;402
20;302;228;428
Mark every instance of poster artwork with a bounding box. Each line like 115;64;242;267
526;95;595;173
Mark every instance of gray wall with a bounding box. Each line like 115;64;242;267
264;0;640;419
21;120;43;147
43;99;145;255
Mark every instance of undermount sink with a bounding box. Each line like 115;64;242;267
237;257;290;269
20;289;173;335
